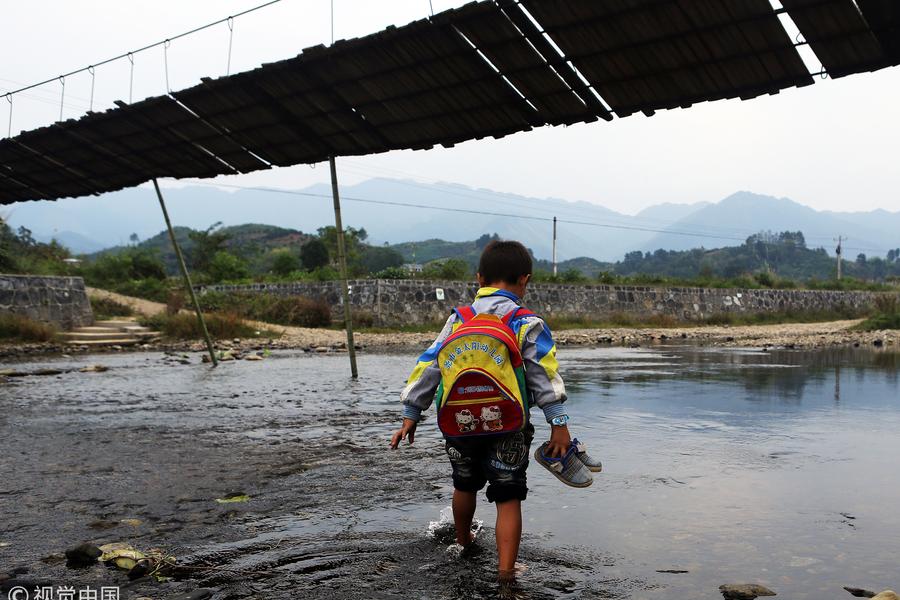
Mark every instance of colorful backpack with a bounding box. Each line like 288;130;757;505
435;305;534;438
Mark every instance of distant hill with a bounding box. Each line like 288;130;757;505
640;191;898;257
617;231;899;282
35;230;106;254
97;224;312;275
6;181;899;262
389;236;613;277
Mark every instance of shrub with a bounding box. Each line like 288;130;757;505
140;311;261;340
754;271;775;287
270;249;301;277
111;278;172;303
560;268;588;283
207;251;250;282
197;292;332;328
0;313;57;342
348;310;374;328
261;296;332;327
166;290;186;315
89;296;134;319
300;239;330;271
857;294;900;331
374;266;409;279
423;258;469;280
596;271;618;284
84;248;166;284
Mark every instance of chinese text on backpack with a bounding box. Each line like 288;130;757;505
435;306;531;438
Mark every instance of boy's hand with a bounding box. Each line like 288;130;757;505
390;418;418;449
545;424;572;458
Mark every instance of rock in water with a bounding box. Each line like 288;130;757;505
65;543;102;567
719;584;777;599
872;593;899;600
844;587;877;598
169;589;213;600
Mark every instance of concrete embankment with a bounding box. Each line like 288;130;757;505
198;279;883;327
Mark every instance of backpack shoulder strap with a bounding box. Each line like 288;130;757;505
453;305;476;323
502;306;536;326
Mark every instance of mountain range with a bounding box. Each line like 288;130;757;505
3;178;898;261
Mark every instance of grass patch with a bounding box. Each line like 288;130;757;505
855;294;900;331
140;311;277;341
350;322;446;334
195;291;332;328
347;307;867;335
548;313;679;330
90;295;134;320
701;307;864;326
0;313;58;342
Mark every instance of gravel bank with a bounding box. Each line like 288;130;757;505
0;288;894;360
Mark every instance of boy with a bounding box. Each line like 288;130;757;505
390;240;591;579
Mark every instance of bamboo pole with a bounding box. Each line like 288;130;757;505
329;157;359;378
152;178;218;366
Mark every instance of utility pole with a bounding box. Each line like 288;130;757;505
834;236;844;280
552;216;558;277
329;156;359;378
152;179;217;366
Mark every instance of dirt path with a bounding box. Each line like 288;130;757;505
85;287;897;352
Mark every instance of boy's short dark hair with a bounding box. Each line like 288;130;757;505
478;240;533;285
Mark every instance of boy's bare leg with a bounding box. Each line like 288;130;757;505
452;489;477;545
495;499;522;578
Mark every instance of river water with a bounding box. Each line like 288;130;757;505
1;345;898;599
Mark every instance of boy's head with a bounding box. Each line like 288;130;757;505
477;240;532;295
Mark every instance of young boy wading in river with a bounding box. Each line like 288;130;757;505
390;240;601;579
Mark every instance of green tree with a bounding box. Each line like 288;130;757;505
270;249;300;276
423;258;469;280
316;226;367;268
207;251;250;282
561;268;588;283
476;233;500;249
360;246;404;274
300;239;330;271
188;222;230;272
16;226;36;247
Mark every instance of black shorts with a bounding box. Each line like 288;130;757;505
445;422;535;503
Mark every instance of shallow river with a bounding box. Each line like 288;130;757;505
1;345;898;599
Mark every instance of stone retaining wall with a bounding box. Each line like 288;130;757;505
198;280;880;327
0;275;93;329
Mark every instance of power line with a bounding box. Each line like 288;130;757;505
2;0;284;100
179;179;896;254
335;161;896;252
182;180;749;242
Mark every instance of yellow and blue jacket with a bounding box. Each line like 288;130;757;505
400;287;567;423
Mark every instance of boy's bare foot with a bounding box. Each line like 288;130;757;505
456;529;476;546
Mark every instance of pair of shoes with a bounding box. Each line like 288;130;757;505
534;442;593;488
534;439;604;487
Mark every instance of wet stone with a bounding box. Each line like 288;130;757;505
720;583;777;599
844;587;877;598
65;543;101;567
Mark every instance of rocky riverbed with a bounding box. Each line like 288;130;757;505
2;345;898;600
2;318;896;362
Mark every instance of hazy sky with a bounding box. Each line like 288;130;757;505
3;0;899;214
